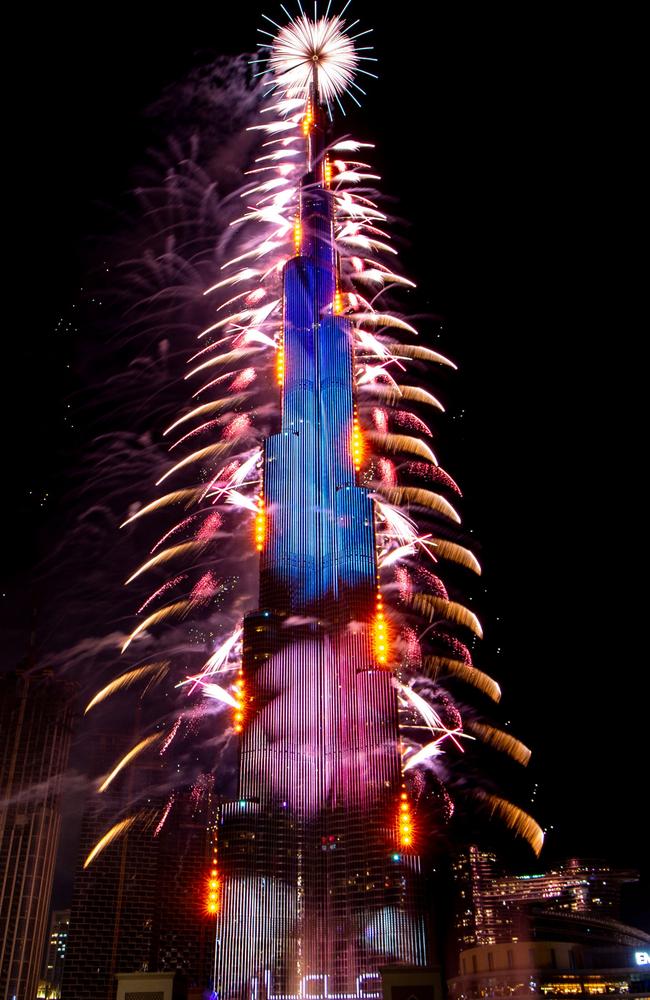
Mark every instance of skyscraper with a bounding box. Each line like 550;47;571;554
39;909;70;998
61;735;161;1000
451;847;641;951
62;738;214;1000
213;24;428;999
448;849;649;1000
0;667;76;1000
94;4;538;996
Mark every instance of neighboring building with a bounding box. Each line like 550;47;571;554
449;847;650;1000
448;936;650;1000
380;965;444;1000
150;787;215;985
115;970;182;1000
38;908;70;998
452;847;502;948
452;847;639;948
60;734;160;1000
61;743;214;1000
0;668;76;1000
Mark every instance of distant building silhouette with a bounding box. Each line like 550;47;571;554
61;738;214;1000
451;847;640;949
0;668;76;1000
38;908;70;998
448;847;650;1000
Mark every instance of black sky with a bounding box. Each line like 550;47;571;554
4;2;646;924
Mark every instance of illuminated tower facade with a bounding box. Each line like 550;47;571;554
215;70;428;999
0;668;75;1000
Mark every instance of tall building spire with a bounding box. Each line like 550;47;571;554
80;6;543;996
214;10;428;996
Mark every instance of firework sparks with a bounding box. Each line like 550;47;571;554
231;367;257;390
125;542;208;586
121;600;191;653
405;462;461;494
367;431;437;466
479;793;544;856
84;815;138;869
154;795;175;837
120;488;204;528
411;592;483;639
423;655;502;703
395;566;413;602
190;571;221;602
137;575;187;612
106;9;539;872
84;661;170;714
377;485;461;524
98;733;164;793
195;511;224;542
197;682;239;708
160;716;183;755
469;722;532;766
265;14;361;105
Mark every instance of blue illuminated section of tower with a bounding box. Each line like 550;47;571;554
215;92;428;998
263;131;376;614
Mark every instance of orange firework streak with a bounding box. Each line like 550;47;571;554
293;215;302;255
397;785;414;849
232;666;246;734
302;99;314;136
323;155;333;188
254;496;265;552
351;409;363;472
276;337;285;385
373;588;389;665
206;826;220;916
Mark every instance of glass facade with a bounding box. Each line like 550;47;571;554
215;92;428;999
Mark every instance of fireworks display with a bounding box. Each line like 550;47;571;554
81;4;541;851
73;3;543;985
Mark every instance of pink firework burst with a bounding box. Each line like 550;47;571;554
392;410;432;437
416;567;449;600
230;367;257;391
205;463;240;494
395;566;413;602
401;625;422;668
377;457;397;487
190;571;221;602
223;414;251;440
152;513;204;553
372;407;388;433
160;716;183;755
405;462;462;496
433;631;473;665
189;773;214;812
410;767;426;803
441;786;455;820
138;575;187;614
195;511;223;543
154;794;175;837
438;692;463;731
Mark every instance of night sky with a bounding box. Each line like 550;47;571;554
3;3;646;926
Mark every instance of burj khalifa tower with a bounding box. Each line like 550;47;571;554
214;10;429;998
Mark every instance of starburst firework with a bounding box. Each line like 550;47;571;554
265;13;361;104
83;4;542;875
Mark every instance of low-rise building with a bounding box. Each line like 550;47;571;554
449;934;650;1000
